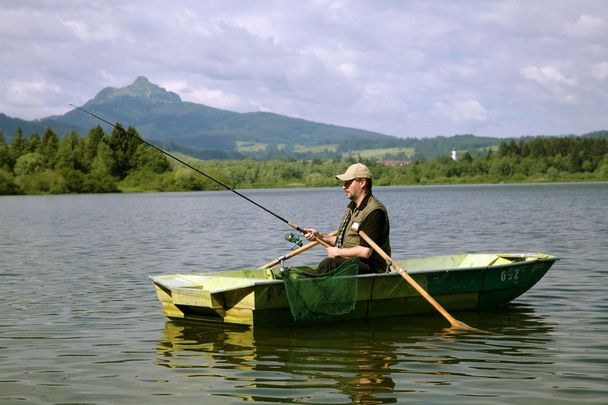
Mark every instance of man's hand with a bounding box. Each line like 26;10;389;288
303;228;321;242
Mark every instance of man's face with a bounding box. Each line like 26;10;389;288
342;178;366;201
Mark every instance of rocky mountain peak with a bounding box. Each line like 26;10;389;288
92;76;181;105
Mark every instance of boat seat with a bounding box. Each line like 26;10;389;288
458;254;501;268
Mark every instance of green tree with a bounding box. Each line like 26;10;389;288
10;128;26;160
461;151;473;163
37;127;59;168
91;141;114;177
0;138;13;171
14;152;45;176
546;167;560;181
489;157;515;179
0;169;19;195
595;156;608;179
55;131;85;171
56;167;87;193
27;133;41;152
131;144;170;173
108;125;141;179
84;125;105;169
82;174;118;193
174;167;204;190
15;170;67;194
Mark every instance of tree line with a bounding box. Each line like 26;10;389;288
0;125;171;195
1;126;607;195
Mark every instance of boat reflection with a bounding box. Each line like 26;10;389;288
156;305;555;403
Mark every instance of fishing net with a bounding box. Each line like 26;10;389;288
282;258;360;322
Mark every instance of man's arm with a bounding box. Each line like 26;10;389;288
326;244;372;259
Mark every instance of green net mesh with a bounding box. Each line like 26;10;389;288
282;258;360;322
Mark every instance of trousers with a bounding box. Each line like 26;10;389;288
316;257;374;275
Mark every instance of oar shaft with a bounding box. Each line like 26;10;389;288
358;230;464;329
260;230;338;269
314;236;332;248
260;240;319;269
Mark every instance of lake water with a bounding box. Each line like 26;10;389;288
1;183;607;404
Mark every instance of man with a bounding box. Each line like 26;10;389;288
304;163;391;274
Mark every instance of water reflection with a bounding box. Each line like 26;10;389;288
157;321;400;403
156;305;555;403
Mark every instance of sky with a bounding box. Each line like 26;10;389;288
1;0;607;139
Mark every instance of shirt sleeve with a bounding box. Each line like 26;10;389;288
358;209;387;248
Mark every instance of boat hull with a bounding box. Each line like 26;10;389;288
150;252;557;326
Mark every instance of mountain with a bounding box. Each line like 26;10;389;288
43;76;411;160
0;113;75;140
0;77;502;159
6;76;602;160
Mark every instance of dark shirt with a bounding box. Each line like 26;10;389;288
346;193;390;272
358;209;387;249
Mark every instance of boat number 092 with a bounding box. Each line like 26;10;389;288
500;268;520;282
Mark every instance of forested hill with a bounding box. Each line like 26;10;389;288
0;76;502;160
43;77;410;160
1;123;606;196
0;76;606;160
0;113;74;141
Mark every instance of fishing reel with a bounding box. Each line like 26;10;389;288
284;232;303;250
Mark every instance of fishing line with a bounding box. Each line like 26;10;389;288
69;104;306;233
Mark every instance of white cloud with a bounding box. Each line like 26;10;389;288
61;19;123;42
432;100;488;123
563;14;605;38
179;86;244;111
521;65;577;87
159;79;189;95
337;62;358;80
4;79;61;107
1;1;608;136
591;62;608;80
520;65;579;104
0;79;65;119
98;70;128;88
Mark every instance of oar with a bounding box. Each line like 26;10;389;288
260;230;338;269
358;229;487;333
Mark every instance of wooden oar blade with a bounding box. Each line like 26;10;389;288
358;229;489;333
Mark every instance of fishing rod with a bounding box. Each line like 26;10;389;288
69;104;306;233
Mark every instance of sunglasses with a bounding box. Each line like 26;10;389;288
343;178;360;188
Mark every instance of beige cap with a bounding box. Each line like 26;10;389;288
335;163;372;181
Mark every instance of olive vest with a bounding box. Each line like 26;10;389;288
336;194;391;272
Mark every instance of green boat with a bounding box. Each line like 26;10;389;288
150;252;557;326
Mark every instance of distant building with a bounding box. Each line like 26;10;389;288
451;150;458;161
